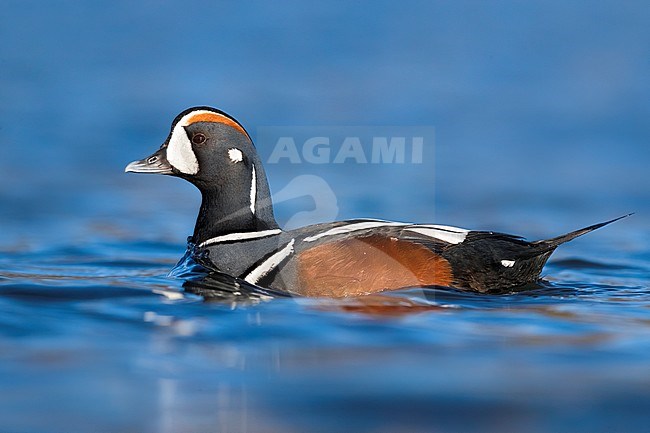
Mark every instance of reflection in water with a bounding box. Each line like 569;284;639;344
1;239;650;432
312;293;449;316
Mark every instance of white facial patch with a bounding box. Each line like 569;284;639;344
228;148;243;163
167;125;199;175
501;260;515;268
167;109;236;175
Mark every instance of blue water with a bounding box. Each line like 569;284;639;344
2;1;650;432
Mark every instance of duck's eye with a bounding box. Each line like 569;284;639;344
192;133;206;145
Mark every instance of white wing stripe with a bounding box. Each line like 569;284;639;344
404;227;468;244
411;224;469;234
303;221;406;242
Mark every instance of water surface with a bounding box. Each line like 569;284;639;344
1;1;649;432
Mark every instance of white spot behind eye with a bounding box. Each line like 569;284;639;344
501;260;515;268
228;148;243;163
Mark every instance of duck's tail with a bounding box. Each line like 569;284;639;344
530;213;632;254
443;214;632;292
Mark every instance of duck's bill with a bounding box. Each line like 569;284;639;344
124;148;173;174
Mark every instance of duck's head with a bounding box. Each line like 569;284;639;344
126;106;278;238
125;106;257;187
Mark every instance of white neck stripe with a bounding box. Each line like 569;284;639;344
244;239;295;284
250;165;257;214
198;229;282;247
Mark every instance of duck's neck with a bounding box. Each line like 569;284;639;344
192;185;279;245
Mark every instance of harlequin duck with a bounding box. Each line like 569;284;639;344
125;106;628;297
